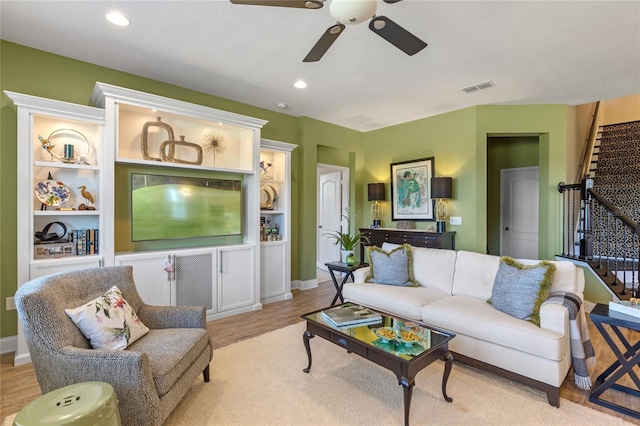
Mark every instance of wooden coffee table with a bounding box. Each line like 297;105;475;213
301;305;455;426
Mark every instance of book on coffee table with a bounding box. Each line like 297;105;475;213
321;303;382;327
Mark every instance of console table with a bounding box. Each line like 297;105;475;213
359;228;456;260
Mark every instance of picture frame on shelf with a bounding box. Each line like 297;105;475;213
390;157;435;221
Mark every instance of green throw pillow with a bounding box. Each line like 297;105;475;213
489;256;556;326
365;244;419;287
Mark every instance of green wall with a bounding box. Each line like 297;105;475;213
486;136;539;255
1;40;582;340
362;107;478;249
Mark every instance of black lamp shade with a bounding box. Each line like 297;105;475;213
431;177;452;199
368;182;385;201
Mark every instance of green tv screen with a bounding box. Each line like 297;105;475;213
131;173;242;241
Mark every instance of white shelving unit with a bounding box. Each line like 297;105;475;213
5;91;106;366
260;139;296;304
91;82;267;321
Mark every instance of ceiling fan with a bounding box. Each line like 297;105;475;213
229;0;427;62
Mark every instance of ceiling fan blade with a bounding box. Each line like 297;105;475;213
230;0;323;9
369;16;427;56
303;24;345;62
383;0;403;3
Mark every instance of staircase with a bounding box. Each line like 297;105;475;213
591;121;640;224
558;119;640;301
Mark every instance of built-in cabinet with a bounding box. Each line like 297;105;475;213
7;83;272;365
91;82;266;320
115;245;254;320
260;139;295;304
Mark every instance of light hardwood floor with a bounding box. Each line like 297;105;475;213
2;278;639;424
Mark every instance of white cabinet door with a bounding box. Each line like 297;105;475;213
260;241;287;300
115;252;171;306
218;245;255;312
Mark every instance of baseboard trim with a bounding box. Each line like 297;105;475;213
14;352;32;366
0;335;17;355
293;279;318;291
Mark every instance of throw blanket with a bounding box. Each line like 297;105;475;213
543;291;596;390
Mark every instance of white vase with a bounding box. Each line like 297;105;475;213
341;249;354;263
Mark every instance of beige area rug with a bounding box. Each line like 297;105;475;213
164;321;631;426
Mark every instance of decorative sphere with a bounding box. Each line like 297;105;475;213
329;0;377;25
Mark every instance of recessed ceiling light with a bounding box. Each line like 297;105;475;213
294;81;308;89
277;103;288;109
106;12;130;27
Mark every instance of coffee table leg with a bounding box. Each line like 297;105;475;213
399;377;414;426
442;351;453;403
303;330;315;373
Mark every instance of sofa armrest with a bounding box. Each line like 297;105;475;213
352;266;370;283
539;303;569;335
137;305;206;329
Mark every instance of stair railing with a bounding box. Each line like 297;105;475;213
558;178;639;299
576;101;601;183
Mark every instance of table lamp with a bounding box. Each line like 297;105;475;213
431;177;452;233
368;182;385;228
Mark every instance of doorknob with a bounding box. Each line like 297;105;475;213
505;227;510;231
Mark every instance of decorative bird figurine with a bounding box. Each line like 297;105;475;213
77;185;95;210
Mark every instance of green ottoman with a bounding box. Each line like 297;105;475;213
13;382;121;426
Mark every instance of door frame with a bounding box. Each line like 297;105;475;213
499;166;540;258
316;163;350;270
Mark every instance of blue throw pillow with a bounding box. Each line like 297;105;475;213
365;244;418;287
489;256;556;326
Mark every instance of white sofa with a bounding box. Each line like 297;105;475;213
343;243;584;406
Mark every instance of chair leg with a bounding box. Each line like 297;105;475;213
203;365;210;382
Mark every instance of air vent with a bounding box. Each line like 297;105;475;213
461;80;494;93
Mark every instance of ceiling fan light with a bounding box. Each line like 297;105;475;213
330;0;377;25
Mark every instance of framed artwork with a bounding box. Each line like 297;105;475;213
390;157;435;221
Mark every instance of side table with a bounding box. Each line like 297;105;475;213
325;261;368;306
589;303;640;420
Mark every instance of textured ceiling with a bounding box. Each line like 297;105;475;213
1;0;639;132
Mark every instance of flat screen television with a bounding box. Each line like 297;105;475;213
131;173;242;242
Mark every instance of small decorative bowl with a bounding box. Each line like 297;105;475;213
373;327;397;343
396;329;422;346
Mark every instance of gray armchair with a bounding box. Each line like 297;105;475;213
15;266;213;426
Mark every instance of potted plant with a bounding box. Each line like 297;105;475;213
323;207;369;265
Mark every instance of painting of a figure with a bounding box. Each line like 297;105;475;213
390;158;434;220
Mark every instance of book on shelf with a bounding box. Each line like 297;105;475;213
71;229;100;256
320;303;382;327
609;300;640;320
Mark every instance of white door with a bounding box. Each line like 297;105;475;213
318;171;342;267
501;167;539;259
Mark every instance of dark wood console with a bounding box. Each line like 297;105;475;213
359;228;456;260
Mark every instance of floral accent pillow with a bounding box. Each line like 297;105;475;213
65;286;149;350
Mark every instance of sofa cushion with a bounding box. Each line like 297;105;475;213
421;295;565;361
516;258;580;293
343;282;450;320
411;246;457;293
490;256;556;326
65;285;149;350
452;251;501;299
127;328;210;397
365;244;418;287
